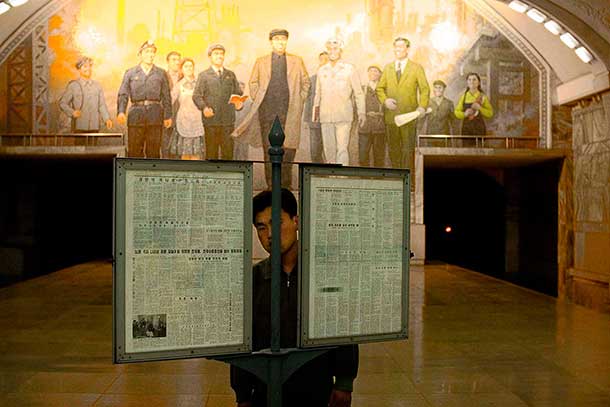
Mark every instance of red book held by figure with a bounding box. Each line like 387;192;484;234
228;94;248;106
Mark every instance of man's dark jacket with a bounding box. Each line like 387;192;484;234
230;258;359;407
192;67;242;127
117;65;172;127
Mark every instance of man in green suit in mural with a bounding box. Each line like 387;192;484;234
376;37;430;171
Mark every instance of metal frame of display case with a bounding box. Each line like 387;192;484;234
113;158;253;363
299;164;410;347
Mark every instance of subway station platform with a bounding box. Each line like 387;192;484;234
1;261;609;406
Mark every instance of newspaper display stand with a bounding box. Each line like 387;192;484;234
112;120;411;406
299;165;410;347
113;158;253;363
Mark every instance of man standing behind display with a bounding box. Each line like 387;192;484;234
230;189;358;407
117;40;172;158
192;44;243;160
232;29;310;188
376;37;430;170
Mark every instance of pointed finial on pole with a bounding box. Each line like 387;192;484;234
268;116;285;156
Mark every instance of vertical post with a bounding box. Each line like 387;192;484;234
267;116;285;407
267;116;285;353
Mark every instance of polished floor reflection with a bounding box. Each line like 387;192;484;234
1;261;609;406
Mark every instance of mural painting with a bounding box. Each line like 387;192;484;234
2;0;542;174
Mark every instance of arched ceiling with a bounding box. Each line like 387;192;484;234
490;0;610;103
0;0;53;42
1;0;609;104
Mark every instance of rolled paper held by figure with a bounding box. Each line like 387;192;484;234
394;107;433;127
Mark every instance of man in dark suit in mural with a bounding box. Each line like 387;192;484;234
192;43;243;160
117;40;172;158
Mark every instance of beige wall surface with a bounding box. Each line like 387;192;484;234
567;92;610;312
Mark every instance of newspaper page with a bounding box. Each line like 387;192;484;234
308;175;405;339
124;170;245;353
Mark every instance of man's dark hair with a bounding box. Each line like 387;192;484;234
393;37;411;47
319;51;328;57
253;188;297;224
433;79;447;88
166;51;181;61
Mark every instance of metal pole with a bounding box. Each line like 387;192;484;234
267;116;285;407
268;115;285;354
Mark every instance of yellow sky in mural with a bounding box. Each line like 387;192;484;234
49;0;480;122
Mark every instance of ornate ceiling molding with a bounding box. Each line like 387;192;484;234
496;0;610;69
0;0;72;66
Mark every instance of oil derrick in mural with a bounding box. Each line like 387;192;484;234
172;1;240;47
172;0;218;44
366;0;395;46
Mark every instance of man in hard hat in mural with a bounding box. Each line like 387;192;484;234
117;40;172;158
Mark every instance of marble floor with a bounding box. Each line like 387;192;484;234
1;261;609;406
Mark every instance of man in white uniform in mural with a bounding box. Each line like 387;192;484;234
313;38;365;166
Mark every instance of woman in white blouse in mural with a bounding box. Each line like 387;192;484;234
170;58;205;160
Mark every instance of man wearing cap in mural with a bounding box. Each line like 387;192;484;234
313;37;365;166
422;79;456;136
376;37;430;170
117;40;172;158
59;56;113;134
192;43;243;160
233;28;310;188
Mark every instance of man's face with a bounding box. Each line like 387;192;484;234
433;84;445;98
368;68;381;82
270;35;288;54
167;54;181;72
79;62;92;79
393;40;409;60
140;47;156;64
327;45;341;62
318;53;329;66
254;207;298;255
210;50;225;67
